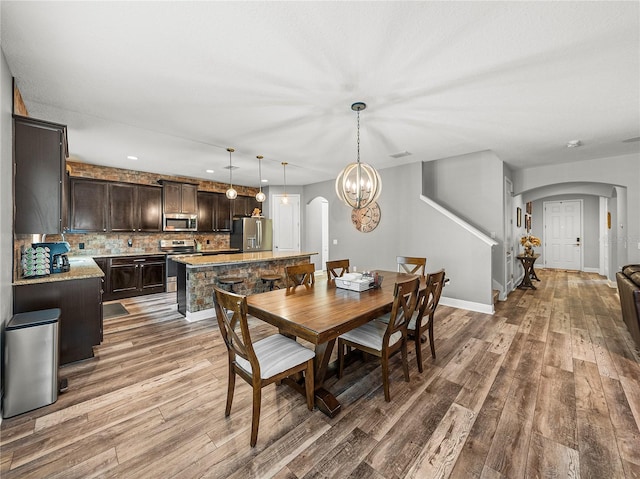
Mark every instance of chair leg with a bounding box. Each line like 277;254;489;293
381;353;391;402
429;318;436;359
337;339;345;379
401;341;410;382
250;383;261;447
305;359;315;410
415;333;424;373
225;365;236;416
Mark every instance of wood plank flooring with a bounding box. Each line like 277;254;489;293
2;269;639;478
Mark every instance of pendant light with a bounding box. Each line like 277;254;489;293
281;161;289;204
255;155;266;203
335;102;382;209
225;147;237;200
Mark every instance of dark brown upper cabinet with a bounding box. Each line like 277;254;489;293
233;195;261;218
197;191;233;232
13;115;69;234
69;178;109;232
109;183;162;232
161;181;198;215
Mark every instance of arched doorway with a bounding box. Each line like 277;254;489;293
306;196;329;272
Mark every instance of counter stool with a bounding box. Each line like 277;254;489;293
260;273;282;292
218;276;244;293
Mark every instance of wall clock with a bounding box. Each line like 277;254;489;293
351;202;381;233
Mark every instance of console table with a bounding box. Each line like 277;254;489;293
516;253;540;290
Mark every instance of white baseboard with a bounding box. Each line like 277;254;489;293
439;296;495;315
583;267;600;273
185;308;215;322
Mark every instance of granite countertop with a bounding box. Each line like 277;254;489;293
173;251;318;267
13;256;104;286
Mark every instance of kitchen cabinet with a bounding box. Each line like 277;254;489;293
216;193;232;231
106;255;165;301
161;181;198;214
13;115;69;234
69;177;109;232
137;185;163;231
233;195;261;218
197;191;232;232
13;277;103;365
109;183;162;232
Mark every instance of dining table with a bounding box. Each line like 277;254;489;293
246;270;422;417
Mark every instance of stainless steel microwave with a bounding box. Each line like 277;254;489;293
163;213;197;232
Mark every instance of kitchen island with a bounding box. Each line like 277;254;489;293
172;251;317;321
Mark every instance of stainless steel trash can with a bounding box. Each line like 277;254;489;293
3;308;60;418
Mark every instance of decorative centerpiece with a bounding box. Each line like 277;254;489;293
520;234;541;256
251;208;262;217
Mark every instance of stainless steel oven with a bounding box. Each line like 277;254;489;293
160;239;197;292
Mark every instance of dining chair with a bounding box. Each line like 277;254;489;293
326;259;350;281
337;276;420;402
285;263;315;290
212;285;315;447
397;256;426;277
408;269;446;372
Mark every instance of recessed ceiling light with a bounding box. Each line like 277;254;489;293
206;169;214;173
127;155;138;160
566;140;582;148
261;179;268;183
389;150;412;158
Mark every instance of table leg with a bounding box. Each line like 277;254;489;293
312;339;341;417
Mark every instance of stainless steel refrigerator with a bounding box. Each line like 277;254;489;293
230;217;273;252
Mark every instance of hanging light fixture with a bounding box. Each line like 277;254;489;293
335;102;382;209
255;155;266;203
225;147;237;200
281;161;289;204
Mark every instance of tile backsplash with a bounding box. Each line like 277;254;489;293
14;232;230;280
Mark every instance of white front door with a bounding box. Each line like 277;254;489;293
544;200;582;270
272;194;300;252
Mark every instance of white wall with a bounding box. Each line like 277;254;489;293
1;49;14;401
305;162;495;308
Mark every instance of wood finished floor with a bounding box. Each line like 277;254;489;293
1;270;639;478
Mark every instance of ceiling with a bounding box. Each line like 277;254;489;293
2;1;639;189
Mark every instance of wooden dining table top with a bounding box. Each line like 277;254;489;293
246;270;421;344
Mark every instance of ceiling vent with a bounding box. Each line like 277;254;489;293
389;151;412;158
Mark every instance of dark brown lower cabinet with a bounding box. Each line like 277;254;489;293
105;255;165;301
13;277;103;365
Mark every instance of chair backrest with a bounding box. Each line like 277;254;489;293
212;285;259;376
397;256;426;277
326;259;350;280
384;276;420;342
415;269;446;325
285;263;315;290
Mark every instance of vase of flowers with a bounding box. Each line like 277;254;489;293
520;234;541;256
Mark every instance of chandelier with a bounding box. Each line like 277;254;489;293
335;102;382;209
255;155;266;203
225;147;237;200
